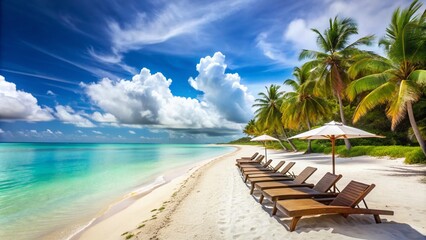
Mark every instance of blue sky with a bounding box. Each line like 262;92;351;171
0;0;419;143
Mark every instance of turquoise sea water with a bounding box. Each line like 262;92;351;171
0;143;234;240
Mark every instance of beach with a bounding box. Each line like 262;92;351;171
78;145;426;240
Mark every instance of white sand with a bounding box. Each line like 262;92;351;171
78;145;426;240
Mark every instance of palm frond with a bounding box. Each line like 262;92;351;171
408;69;426;85
299;49;329;61
348;57;392;79
346;72;390;101
353;82;396;123
344;35;375;50
387;79;421;129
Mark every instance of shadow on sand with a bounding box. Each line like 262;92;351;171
273;214;426;240
245;171;425;239
255;193;426;240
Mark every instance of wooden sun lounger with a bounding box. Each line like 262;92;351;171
248;167;317;194
247;162;295;179
236;155;264;167
260;173;342;215
241;161;286;182
239;159;272;172
275;180;394;231
241;159;282;176
236;152;259;162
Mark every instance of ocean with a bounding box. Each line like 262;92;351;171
0;143;234;240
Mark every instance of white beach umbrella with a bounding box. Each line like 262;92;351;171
289;121;384;175
250;134;279;161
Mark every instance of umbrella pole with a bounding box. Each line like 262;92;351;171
264;142;267;161
331;137;336;192
331;137;336;175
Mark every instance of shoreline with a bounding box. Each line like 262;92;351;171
69;145;240;240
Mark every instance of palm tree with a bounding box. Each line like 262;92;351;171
281;65;331;153
300;16;375;149
253;84;297;151
243;119;261;137
347;0;426;155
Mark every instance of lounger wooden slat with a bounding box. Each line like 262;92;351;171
248;167;317;194
235;152;259;161
236;155;264;167
275;180;394;231
240;159;272;173
242;161;285;182
247;162;295;179
260;173;342;215
237;156;266;168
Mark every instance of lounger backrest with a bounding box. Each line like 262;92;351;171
273;161;285;172
254;155;264;163
293;167;317;184
280;162;295;174
251;152;259;160
330;181;376;207
312;173;343;193
262;159;273;167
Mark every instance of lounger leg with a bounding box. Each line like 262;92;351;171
244;175;248;183
289;217;302;232
374;214;382;223
250;185;255;195
272;202;278;216
259;194;264;204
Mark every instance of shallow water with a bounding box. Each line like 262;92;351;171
0;143;234;239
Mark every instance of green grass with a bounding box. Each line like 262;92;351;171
227;137;425;164
331;145;425;164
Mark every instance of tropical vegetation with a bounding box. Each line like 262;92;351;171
243;0;426;163
281;65;330;153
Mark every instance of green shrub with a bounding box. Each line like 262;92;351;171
405;149;426;164
309;144;425;164
227;136;426;164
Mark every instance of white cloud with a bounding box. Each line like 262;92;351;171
77;130;83;134
30;130;37;134
255;32;299;67
92;130;102;134
260;0;412;63
46;90;56;96
129;130;136;134
83;52;252;135
55;131;63;135
46;129;53;134
90;111;117;123
188;52;254;123
87;47;137;75
0;75;54;121
107;1;250;52
0;128;4;134
54;105;96;128
283;19;318;51
88;47;122;64
25;43;121;80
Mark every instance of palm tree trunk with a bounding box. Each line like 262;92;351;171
273;131;288;151
305;119;312;154
407;102;426;156
281;126;297;152
337;94;351;150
